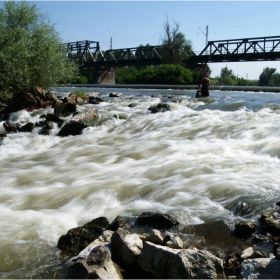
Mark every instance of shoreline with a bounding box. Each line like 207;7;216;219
68;84;280;93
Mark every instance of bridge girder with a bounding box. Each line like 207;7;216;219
189;35;280;64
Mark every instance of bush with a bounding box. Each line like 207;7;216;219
73;90;89;100
0;1;78;100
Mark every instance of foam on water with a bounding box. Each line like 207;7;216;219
1;89;280;278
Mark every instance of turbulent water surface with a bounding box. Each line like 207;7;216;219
0;87;280;278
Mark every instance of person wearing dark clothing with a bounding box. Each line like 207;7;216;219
198;76;211;97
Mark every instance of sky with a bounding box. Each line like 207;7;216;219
1;1;280;80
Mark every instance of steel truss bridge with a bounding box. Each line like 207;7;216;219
66;35;280;67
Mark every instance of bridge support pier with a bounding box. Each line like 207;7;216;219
92;67;115;84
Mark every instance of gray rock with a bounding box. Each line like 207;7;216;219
111;228;143;267
138;241;225;279
241;258;280;279
67;245;123;279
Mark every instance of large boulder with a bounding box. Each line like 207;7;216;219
110;228;143;267
148;103;171;113
57;217;109;257
241;258;280;279
57;121;87;137
137;241;225;279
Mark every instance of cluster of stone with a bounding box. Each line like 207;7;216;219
0;91;181;141
57;204;280;279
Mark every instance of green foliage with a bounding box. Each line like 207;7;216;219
259;67;280;86
73;75;88;84
0;1;78;99
116;64;193;85
73;90;89;100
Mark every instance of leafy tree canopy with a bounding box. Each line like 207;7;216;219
0;1;78;98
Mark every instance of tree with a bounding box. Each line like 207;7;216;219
0;1;78;99
160;16;193;65
259;67;277;86
220;66;234;78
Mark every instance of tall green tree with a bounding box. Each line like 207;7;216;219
160;16;193;65
259;67;277;86
0;1;78;98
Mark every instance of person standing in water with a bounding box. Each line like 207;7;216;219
198;75;211;97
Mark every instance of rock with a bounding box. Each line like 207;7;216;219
137;241;225;279
45;113;64;127
88;96;105;104
57;121;88;137
19;122;35;133
148;103;171;113
57;217;109;257
67;245;123;279
144;229;165;245
40;121;54;135
241;258;280;279
71;108;99;127
111;228;143;267
235;221;256;239
107;216;128;231
109;92;123;97
3;122;21;133
113;113;128;120
224;254;242;279
181;220;243;252
136;212;179;230
273;243;280;260
232;200;249;216
128;103;137;108
259;211;280;236
164;234;184;249
54;102;77;117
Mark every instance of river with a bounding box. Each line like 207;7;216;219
0;87;280;278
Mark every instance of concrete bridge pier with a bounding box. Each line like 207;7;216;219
92;67;115;84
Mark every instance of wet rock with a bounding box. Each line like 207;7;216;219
232;200;249;216
148;103;171;113
128;103;137;108
40;121;54;135
113;113;128;120
111;228;143;267
88;96;105;104
136;212;179;230
54;102;77;117
57;121;88;137
234;221;256;239
259;211;280;236
67;245;122;279
45;114;64;127
137;241;225;279
241;258;280;279
19;122;35;133
109;92;123;98
3;122;21;133
57;217;109;257
71;108;99;127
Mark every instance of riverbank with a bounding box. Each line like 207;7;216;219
68;84;280;92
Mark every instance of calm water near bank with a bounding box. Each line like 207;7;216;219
0;87;280;278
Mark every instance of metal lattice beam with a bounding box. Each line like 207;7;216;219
189;35;280;64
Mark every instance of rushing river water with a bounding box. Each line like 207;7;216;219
0;87;280;278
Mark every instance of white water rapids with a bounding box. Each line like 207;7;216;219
0;87;280;278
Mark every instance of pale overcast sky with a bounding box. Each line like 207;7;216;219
1;1;280;80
